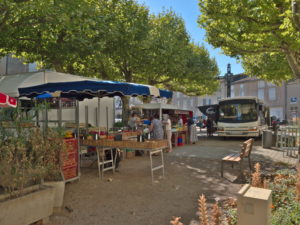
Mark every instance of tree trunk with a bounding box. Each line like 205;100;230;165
121;96;130;127
292;0;300;31
284;49;300;80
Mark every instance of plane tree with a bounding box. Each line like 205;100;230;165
198;0;300;81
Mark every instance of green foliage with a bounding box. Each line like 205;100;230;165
270;169;300;224
223;208;237;225
269;169;297;210
171;43;220;95
198;0;300;80
114;121;125;128
0;0;107;72
0;0;219;96
272;201;300;225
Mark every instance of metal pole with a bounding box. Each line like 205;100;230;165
95;107;98;127
225;63;233;98
85;105;89;128
34;99;40;128
159;104;162;120
98;97;101;134
113;97;116;125
106;106;109;136
58;97;62;128
44;99;48;130
75;99;81;177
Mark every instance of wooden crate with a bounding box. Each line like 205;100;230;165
126;151;135;159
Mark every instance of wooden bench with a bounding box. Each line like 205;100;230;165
221;138;254;177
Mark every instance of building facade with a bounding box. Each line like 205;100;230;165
286;79;300;122
0;55;37;75
231;77;286;121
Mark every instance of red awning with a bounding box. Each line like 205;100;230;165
0;92;17;108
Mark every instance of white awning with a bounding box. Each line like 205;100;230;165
0;71;95;97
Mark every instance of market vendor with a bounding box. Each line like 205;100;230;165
128;112;140;130
178;115;183;127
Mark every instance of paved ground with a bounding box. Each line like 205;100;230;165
50;132;298;225
173;134;298;165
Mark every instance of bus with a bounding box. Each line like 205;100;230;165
199;97;270;137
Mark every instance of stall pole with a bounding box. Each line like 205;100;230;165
113;97;115;126
106;106;109;136
85;105;89;128
159;104;162;120
98;97;101;134
34;99;40;128
95;107;98;127
75;99;81;177
44;99;48;134
58;97;62;128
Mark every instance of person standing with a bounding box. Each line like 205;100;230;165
206;117;213;137
150;114;164;140
178;116;183;127
163;114;172;152
187;116;196;144
128;112;138;130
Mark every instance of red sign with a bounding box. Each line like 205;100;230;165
0;92;17;108
62;138;79;181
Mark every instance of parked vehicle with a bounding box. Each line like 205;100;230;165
198;97;270;137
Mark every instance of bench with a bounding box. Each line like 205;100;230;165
221;138;254;177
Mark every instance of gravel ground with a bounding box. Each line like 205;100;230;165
50;135;296;225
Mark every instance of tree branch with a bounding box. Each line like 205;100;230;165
292;0;300;31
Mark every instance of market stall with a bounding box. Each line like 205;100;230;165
133;103;193;146
18;80;172;182
81;138;168;183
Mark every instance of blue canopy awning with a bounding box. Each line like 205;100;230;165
18;80;173;100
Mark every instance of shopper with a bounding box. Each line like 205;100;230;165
206;117;213;137
187;116;196;144
163;114;172;152
150;114;164;140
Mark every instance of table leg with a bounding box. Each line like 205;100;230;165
149;149;164;184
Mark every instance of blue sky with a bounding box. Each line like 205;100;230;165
137;0;244;76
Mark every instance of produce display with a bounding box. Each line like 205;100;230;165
81;139;168;149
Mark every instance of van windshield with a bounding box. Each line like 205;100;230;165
219;102;257;123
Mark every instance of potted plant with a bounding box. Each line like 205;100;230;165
41;128;66;210
0;107;66;224
0;108;55;225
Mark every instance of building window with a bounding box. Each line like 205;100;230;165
208;99;212;105
258;81;265;88
203;98;207;105
231;86;235;97
239;84;245;96
258;89;264;100
269;87;276;101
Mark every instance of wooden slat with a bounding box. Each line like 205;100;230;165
222;153;241;162
222;138;253;162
